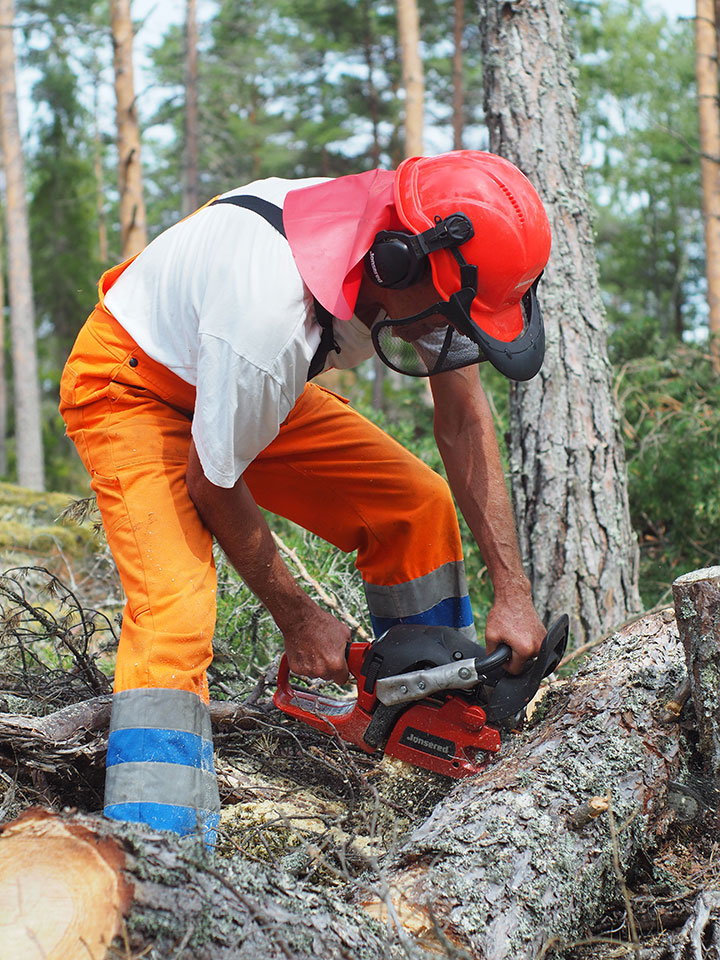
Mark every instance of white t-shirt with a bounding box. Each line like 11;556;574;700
103;178;375;487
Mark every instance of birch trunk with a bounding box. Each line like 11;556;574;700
0;0;44;491
696;0;720;373
396;0;425;157
111;0;147;258
478;0;640;645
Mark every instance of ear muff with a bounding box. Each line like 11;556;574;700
364;231;429;289
364;212;474;290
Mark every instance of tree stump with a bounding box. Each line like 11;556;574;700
672;566;720;780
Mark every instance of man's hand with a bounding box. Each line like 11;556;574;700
278;599;351;684
484;593;546;675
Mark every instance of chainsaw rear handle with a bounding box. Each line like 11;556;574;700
276;640;371;689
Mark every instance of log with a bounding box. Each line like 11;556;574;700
0;809;132;960
672;566;720;779
0;607;706;959
0;808;405;960
364;608;688;959
0;695;258;767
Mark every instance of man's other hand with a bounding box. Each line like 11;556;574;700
484;594;546;675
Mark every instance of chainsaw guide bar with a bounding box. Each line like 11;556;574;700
274;615;569;778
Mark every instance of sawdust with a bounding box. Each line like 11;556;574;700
213;738;453;885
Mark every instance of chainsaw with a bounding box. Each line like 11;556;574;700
274;615;569;778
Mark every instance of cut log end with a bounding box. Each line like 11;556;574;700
0;809;132;960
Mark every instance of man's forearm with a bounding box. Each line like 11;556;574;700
431;369;531;600
185;441;350;681
186;444;312;631
430;368;546;669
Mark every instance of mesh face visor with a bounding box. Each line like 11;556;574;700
372;311;486;377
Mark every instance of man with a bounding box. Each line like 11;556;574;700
59;150;551;845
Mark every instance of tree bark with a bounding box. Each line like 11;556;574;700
0;0;44;492
363;0;382;168
396;0;425;157
478;0;640;645
111;0;147;258
93;70;108;264
672;565;720;780
182;0;199;218
452;0;465;150
0;207;7;477
697;0;720;373
367;608;686;958
0;607;699;959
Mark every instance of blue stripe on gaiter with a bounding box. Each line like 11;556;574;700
105;803;220;847
363;560;476;638
107;727;215;771
369;593;474;636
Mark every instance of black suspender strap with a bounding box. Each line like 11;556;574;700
211;194;286;234
210;195;339;380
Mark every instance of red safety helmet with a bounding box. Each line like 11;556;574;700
366;150;552;380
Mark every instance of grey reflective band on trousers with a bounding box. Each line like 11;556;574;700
105;760;220;812
362;559;470;619
104;687;220;842
110;686;214;737
363;559;477;641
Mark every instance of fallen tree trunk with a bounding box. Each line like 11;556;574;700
365;608;689;958
0;807;405;960
0;606;710;959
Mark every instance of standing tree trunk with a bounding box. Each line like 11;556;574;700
452;0;464;150
479;0;640;645
697;0;720;374
396;0;424;157
111;0;147;258
182;0;199;218
0;0;44;492
0;207;7;477
92;68;108;264
363;0;381;168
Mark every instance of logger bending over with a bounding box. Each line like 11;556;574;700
60;150;552;845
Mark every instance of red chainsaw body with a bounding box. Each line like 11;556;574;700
273;641;502;777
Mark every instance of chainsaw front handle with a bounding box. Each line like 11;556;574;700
374;643;512;706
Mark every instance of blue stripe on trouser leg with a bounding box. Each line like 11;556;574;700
363;560;476;640
104;688;221;847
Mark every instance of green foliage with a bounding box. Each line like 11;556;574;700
571;0;700;349
144;0;482;232
616;346;720;605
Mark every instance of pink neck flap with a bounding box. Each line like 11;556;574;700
283;168;400;321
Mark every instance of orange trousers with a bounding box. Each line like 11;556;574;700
59;305;471;703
